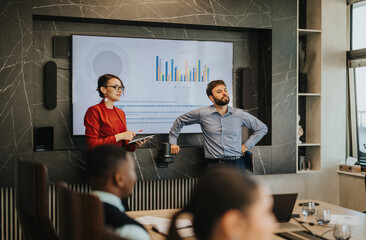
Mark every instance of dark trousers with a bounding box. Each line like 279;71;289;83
205;157;246;173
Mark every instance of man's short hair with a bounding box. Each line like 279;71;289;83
206;80;226;97
86;145;128;185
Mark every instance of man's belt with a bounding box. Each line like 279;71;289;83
206;152;254;173
206;156;242;162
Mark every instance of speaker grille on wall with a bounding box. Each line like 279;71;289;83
53;36;71;58
44;61;57;110
34;127;54;151
240;67;255;109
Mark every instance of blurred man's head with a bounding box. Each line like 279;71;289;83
86;145;137;199
206;80;230;106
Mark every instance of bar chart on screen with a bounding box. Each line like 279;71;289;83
73;35;233;134
155;56;210;83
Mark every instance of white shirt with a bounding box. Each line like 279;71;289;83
91;190;150;240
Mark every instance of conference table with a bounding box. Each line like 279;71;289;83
127;200;366;240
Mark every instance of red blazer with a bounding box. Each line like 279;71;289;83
84;101;136;151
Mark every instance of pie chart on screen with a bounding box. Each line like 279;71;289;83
85;42;131;84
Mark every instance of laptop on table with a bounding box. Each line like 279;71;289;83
272;193;298;222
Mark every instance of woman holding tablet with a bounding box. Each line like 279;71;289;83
84;74;148;150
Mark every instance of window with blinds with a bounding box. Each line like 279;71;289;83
348;1;366;168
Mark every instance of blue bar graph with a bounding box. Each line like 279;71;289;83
156;56;159;81
155;56;210;82
171;59;174;82
198;60;201;82
165;62;168;81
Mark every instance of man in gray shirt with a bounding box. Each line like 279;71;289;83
169;80;268;171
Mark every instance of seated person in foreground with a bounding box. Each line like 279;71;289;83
168;168;277;240
86;145;150;240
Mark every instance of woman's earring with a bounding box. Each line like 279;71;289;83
104;96;109;103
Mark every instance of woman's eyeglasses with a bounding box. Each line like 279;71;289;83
105;85;123;91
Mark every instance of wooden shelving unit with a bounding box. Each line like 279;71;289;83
297;0;322;173
298;93;321;96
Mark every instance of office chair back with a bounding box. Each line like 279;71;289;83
15;159;59;240
57;182;125;240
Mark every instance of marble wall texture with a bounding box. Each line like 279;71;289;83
0;0;34;186
0;0;296;186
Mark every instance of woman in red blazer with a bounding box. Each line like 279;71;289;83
84;74;146;150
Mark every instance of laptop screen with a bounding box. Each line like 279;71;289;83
272;193;298;222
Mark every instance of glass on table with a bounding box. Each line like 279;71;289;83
316;209;331;225
301;202;316;216
334;224;351;240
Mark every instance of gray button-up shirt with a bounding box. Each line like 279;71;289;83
169;105;268;159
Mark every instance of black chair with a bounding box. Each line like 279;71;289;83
57;182;125;240
15;159;59;240
364;174;366;214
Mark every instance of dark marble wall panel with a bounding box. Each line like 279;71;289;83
0;0;298;186
32;20;267;181
34;150;87;184
34;147;205;183
0;0;33;186
33;0;272;29
32;20;261;149
270;0;297;173
131;147;206;180
252;146;272;174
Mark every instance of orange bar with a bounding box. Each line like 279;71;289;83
203;67;205;82
196;60;199;82
205;66;208;82
188;67;190;82
185;60;188;82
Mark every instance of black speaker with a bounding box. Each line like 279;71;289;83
44;61;57;110
157;142;174;168
34;127;54;151
53;36;71;58
240;67;255;109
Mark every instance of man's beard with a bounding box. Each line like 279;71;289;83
213;95;230;106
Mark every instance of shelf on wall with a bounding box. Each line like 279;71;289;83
298;0;321;30
297;145;321;172
297;0;322;173
298;35;321;93
299;29;322;36
298;143;321;147
298;93;321;96
297;170;322;173
298;97;321;144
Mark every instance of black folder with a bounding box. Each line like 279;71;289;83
243;150;254;173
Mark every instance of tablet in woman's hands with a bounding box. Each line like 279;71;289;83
128;135;155;144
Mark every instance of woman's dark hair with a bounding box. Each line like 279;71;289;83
206;80;226;97
97;74;124;98
168;168;259;240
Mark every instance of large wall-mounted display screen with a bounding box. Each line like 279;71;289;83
72;35;233;135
